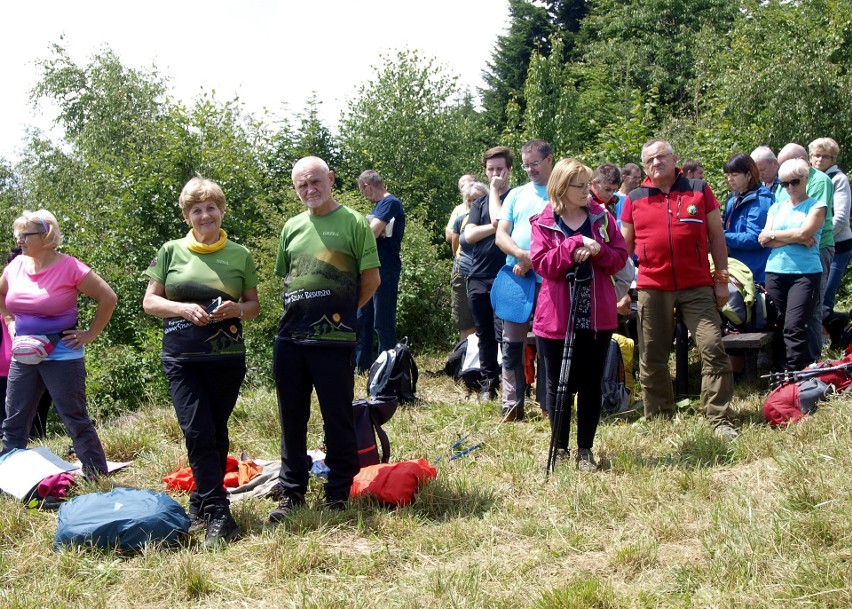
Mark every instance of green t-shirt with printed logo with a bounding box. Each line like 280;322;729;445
275;205;380;344
145;238;258;361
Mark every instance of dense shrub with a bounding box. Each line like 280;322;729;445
84;332;169;422
397;215;453;351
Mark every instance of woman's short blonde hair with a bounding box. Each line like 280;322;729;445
778;158;810;183
548;158;592;215
809;137;840;160
179;176;226;216
12;209;63;249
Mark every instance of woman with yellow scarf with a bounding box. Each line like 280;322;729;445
143;176;259;549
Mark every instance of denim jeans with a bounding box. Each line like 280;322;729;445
823;246;852;314
356;266;400;372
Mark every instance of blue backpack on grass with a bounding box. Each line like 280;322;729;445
55;488;189;551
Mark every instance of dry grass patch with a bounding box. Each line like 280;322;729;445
0;351;849;608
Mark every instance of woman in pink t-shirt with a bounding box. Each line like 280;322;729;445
0;210;117;475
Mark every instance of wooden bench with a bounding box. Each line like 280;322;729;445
675;320;774;395
721;331;774;384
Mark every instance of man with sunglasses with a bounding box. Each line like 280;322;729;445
620;139;738;440
776;143;835;363
494;139;554;421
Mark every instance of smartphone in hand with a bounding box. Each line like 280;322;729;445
205;297;222;314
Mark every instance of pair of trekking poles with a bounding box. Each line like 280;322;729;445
545;262;594;479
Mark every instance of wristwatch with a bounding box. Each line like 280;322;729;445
771;231;776;241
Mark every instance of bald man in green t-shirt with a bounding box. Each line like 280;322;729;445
269;157;380;521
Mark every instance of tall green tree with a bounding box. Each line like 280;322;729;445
338;49;483;230
696;0;852;156
577;0;737;131
292;94;342;171
480;0;556;132
522;36;582;158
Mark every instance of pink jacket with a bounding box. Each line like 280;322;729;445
530;201;628;339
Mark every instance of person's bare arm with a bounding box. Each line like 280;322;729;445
496;220;531;275
143;279;211;326
488;174;509;227
358;267;381;308
706;209;730;309
63;270;118;349
369;217;387;239
464;222;496;244
621;222;635;258
0;274;13;338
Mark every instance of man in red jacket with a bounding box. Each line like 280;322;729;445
620;140;738;440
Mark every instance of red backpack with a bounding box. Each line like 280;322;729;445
763;348;852;427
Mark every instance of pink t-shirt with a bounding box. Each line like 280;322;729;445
3;255;91;360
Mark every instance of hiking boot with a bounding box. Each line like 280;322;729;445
713;423;739;441
576;448;598;473
188;511;207;533
202;508;241;549
323;498;347;511
268;492;306;523
501;405;524;422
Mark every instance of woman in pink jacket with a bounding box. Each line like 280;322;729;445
530;159;628;472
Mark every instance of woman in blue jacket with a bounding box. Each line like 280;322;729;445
723;153;774;284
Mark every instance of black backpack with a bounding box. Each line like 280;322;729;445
352;396;398;468
367;337;419;403
443;336;483;392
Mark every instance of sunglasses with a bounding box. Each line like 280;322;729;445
780;178;801;189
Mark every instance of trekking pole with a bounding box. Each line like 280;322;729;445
546;262;593;479
762;362;852;388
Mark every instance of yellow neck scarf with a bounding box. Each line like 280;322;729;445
185;228;228;254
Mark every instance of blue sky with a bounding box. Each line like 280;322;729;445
1;0;509;161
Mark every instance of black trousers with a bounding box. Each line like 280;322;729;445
765;272;820;370
162;357;246;515
538;330;611;450
467;276;503;390
273;339;359;502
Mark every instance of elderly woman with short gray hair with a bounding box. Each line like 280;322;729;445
759;159;826;370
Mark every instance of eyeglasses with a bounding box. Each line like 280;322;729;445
521;159;547;170
643;153;672;166
810;153;834;160
780;178;802;189
14;231;43;240
569;182;591;190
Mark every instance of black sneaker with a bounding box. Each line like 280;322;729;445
268;492;306;523
202;509;241;549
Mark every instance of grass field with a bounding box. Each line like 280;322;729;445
1;353;850;608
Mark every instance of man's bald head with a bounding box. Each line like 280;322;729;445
777;143;808;165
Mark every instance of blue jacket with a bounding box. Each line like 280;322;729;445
724;185;774;284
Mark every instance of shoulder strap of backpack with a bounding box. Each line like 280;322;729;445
369;408;391;463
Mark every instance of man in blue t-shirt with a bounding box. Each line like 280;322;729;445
356;169;406;372
495;138;554;421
